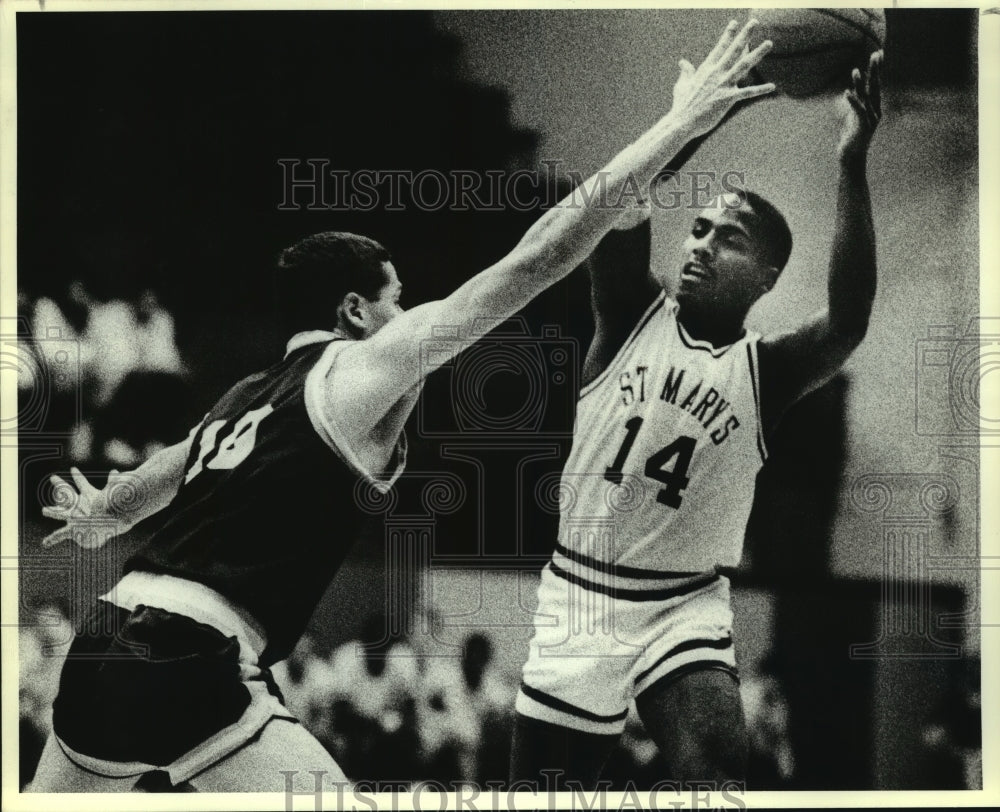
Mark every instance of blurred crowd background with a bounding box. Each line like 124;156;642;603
13;7;983;792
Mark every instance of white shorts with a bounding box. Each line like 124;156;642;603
516;550;737;735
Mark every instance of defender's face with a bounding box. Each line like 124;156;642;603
677;196;773;313
364;261;405;335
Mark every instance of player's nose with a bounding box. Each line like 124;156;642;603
689;227;714;254
692;242;713;262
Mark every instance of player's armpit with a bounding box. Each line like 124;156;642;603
588;218;658;330
756;307;867;436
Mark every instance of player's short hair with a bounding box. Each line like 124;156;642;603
275;231;391;332
741;191;793;272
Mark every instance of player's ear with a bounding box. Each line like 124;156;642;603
758;264;780;294
338;292;368;337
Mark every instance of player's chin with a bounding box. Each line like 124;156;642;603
675;281;708;305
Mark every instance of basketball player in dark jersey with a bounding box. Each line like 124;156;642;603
509;52;882;787
30;20;775;793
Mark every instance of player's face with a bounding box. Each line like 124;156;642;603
677;196;774;314
363;261;405;335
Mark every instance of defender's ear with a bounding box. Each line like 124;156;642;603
338;292;367;337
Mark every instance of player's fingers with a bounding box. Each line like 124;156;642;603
41;526;73;548
737;66;765;89
70;467;97;496
49;474;72;493
845;89;868;123
705;19;740;66
851;67;864;98
869;51;883;119
729;81;776;103
678;58;696;79
48;474;81;508
847;85;877;130
720;18;759;71
725;39;772;83
40;505;69;521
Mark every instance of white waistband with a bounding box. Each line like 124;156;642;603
101;571;267;663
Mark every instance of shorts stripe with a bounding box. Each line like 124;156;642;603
553;541;704;580
516;685;628;735
55;736;155;779
633;635;733;687
548;560;718;602
636;660;740;699
519;683;628;723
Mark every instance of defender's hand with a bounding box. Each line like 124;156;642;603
40;467;136;548
670;19;775;138
838;50;883;162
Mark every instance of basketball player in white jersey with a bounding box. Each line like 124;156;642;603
32;20;773;793
511;51;882;787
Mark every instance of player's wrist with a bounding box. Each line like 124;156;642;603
664;106;712;141
837;147;869;174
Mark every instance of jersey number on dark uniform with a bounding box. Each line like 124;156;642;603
185;404;276;484
604;416;694;508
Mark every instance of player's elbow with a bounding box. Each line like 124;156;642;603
828;313;870;353
829;283;876;349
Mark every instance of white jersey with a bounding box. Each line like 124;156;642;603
555;291;767;574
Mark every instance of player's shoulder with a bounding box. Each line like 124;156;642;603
208;332;340;414
581;288;671;389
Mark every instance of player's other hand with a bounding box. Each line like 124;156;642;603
40;467;137;548
838;50;883;163
669;19;775;138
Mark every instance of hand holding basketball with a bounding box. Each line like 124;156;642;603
837;50;883;162
669;19;776;138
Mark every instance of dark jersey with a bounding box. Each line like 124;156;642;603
125;336;403;666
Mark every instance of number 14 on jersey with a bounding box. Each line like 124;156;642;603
604;416;695;509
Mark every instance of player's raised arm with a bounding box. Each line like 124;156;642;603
758;51;882;433
40;435;194;549
335;19;775;418
580;61;777;386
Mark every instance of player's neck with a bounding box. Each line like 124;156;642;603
676;306;746;348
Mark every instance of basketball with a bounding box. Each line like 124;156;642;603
749;9;886;97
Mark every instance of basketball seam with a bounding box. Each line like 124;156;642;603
811;8;883;50
857;8;881;24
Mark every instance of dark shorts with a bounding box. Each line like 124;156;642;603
52;600;291;783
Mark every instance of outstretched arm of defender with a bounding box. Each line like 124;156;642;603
40;436;193;548
758;51;882;434
335;20;775;417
